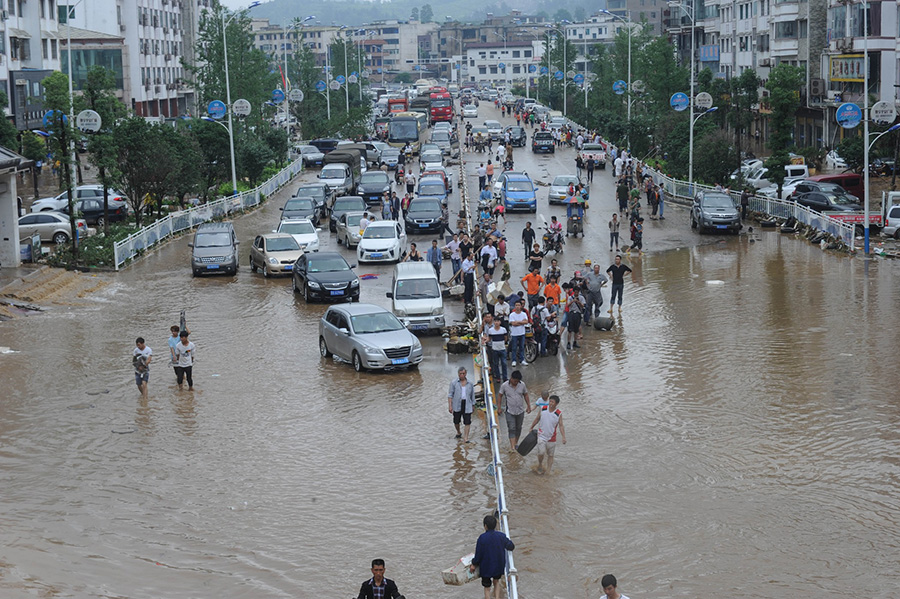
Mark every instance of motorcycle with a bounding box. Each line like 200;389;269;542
542;227;564;254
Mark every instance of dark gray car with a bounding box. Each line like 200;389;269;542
357;171;392;206
328;195;367;232
691;191;742;234
280;196;319;225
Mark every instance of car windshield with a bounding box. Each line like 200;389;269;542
300;146;319;154
432;132;450;142
825;192;856;205
422;153;441;163
285;198;314;210
334;199;365;211
297;186;324;199
583;144;603;151
322;166;345;177
363;226;397;239
382;149;400;159
419;184;445;196
701;195;735;209
410;199;442;213
267;237;300;251
535;133;552;140
350;311;405;334
279;221;316;235
388;120;418;141
360;172;389;185
472;128;488;135
507;180;533;192
395;278;441;299
194;232;232;247
485;121;500;128
552;176;578;187
308;257;350;272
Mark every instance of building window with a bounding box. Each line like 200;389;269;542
524;50;531;57
479;66;486;74
513;65;520;73
8;0;14;17
774;21;797;38
758;33;769;51
512;50;520;57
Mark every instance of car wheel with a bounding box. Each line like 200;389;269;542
53;232;69;244
352;351;364;372
303;283;311;302
337;235;343;245
894;230;900;240
690;215;698;230
319;337;332;358
291;277;299;293
96;217;106;228
262;266;269;278
250;257;257;272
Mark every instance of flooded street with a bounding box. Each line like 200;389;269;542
2;110;900;598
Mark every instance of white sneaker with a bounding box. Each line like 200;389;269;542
521;361;528;366
511;361;517;367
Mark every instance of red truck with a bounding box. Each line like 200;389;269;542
388;97;408;114
429;91;453;123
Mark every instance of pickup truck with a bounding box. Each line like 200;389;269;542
882;191;900;238
320;149;363;196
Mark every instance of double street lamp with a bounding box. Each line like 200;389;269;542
668;0;698;187
545;24;567;116
600;10;634;144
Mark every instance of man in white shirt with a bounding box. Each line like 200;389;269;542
132;337;152;398
359;212;370;232
479;238;497;275
598;574;630;599
528;394;565;473
507;299;529;366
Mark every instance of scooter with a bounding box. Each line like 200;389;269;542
542;227;564;254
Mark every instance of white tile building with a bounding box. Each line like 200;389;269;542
464;41;543;85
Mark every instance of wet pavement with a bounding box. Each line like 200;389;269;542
1;105;900;598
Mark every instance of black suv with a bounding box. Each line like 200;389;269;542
789;180;856;201
310;138;341;154
691;191;741;233
506;126;527;147
532;131;554;153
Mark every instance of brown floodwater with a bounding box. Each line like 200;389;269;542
2;116;899;598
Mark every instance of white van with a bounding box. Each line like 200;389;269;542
747;164;810;190
386;262;445;332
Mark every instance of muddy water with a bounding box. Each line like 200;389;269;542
2;139;900;597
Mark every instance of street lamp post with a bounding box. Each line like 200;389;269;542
600;10;633;145
65;0;87;190
861;0;870;254
669;0;697;187
545;24;567;115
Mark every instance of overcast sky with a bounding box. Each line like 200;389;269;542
219;0;265;10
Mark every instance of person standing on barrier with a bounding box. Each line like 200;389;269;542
598;573;630;599
462;254;477;304
470;515;515;599
448;366;476;443
528;394;566;474
498;371;531;451
607;255;632;315
356;559;405;599
484;318;508;383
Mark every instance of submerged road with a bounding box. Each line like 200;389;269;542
1;105;900;598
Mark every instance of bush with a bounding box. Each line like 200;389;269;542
260;164;281;181
47;223;138;269
215;180;253;198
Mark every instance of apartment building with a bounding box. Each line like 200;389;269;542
606;0;667;36
63;0;201;119
463;41;543;86
0;0;62;130
251;19;343;70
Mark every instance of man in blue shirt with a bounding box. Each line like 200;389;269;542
470;515;515;599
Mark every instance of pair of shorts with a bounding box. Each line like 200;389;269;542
134;372;149;386
453;410;472;425
537;439;556;457
506;412;525;439
481;576;502;588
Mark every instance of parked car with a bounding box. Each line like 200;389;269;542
17;212;88;245
882;202;900;239
501;172;537;212
532;131;555;153
357;171;393;207
789;180;857;202
404;197;447;234
280;196;319;225
357;220;406;263
484;120;502;140
328;195;367;232
59;197;128;226
336;210;368;248
462;104;478;118
548;116;567;130
318;303;423;372
794;191;862;213
294;144;325;167
292;251;360;302
31;185;128;213
804;173;864;200
275;218;321;252
756;176;810;199
249;233;304;277
581;143;607;168
294;183;333;219
691;191;742;233
387;261;445;332
505;126;527;147
730;158;764;182
548;175;581;204
189;222;239;276
824;150;847;170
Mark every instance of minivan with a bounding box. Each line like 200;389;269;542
189;222;239;276
804;173;864;200
386;262;445;332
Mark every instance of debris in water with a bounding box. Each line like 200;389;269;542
706;280;725;286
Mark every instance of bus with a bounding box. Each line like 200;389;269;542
429;91;453;123
387;112;424;153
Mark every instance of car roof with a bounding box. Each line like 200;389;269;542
395;262;439;278
698;191;733;201
327;302;391;317
367;220;397;228
505;172;531;181
263;232;297;241
197;222;234;232
280;218;315;225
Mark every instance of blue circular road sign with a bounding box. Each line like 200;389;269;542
336;75;346;85
613;80;627;95
207;100;227;120
540;66;549;75
351;71;359;78
42;110;69;129
574;73;585;84
836;102;862;129
315;80;327;92
554;70;564;81
498;62;506;70
529;64;537;73
271;89;285;104
670;92;690;112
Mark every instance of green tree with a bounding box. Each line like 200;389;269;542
236;135;273;185
42;72;79;260
837;136;863;173
114;116;156;228
161;125;201;209
20;132;46;200
763;64;804;196
192;119;231;201
539;33;578;113
420;4;433;22
78;65;127;234
0;90;19;150
410;6;419;20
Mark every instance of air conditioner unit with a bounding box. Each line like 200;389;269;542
759;57;771;66
810;78;825;97
119;24;126;32
155;85;161;93
165;53;171;60
826;90;839;100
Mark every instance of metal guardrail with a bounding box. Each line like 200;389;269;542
112;159;305;270
458;146;519;599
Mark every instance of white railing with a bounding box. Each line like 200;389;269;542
113;159;304;270
459;147;519;599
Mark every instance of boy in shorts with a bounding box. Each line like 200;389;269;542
528;394;566;473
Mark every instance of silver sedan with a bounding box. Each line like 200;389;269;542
318;303;424;372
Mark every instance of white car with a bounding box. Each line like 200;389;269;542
756;177;808;199
484;120;502;140
432;122;453;134
275;218;321;252
825;150;847;170
31;185;128;212
462;105;478;118
420;150;443;172
357;220;407;263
